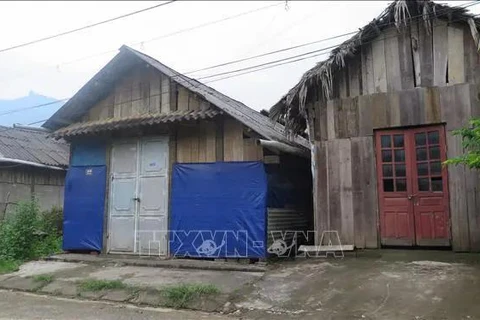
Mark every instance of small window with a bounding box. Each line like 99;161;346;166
429;146;440;160
430;161;442;175
394;150;405;162
415;133;427;146
393;134;404;148
416;148;427;161
418;178;429;191
383;164;393;177
396;179;407;192
381;135;391;148
431;177;443;191
382;150;392;162
417;163;429;176
428;131;439;145
384;179;394;192
395;164;406;177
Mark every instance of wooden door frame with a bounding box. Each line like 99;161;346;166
408;125;451;246
374;124;451;247
375;128;415;246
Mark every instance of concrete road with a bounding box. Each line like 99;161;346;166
0;290;234;320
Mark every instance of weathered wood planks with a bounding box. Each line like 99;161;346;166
313;137;378;248
447;133;470;251
313;83;475;141
176;121;218;163
86;66;215;122
447;25;465;85
433;20;448;86
372;33;387;93
223;117;244;161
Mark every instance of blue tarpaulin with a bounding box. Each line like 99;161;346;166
170;161;267;258
70;140;106;166
63;166;106;251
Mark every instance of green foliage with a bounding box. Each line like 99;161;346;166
40;206;63;236
444;118;480;169
79;279;127;292
0;260;19;274
161;284;220;308
32;274;54;285
0;200;63;262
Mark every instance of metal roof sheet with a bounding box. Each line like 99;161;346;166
0;126;69;167
44;45;309;150
52;109;222;138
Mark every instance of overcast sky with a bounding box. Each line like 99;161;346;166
0;0;478;117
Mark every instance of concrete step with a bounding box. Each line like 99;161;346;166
46;254;266;273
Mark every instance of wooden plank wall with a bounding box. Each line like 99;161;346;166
85;65;212;122
175;116;263;164
0;167;65;220
312;83;480;251
330;23;479;100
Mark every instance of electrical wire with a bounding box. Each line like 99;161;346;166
0;1;177;54
8;3;480;126
0;2;284;85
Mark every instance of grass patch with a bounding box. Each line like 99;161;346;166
0;260;20;274
161;284;220;308
32;274;54;285
79;279;127;292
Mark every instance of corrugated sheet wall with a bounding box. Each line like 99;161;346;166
267;208;309;250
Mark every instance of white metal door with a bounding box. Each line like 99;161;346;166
137;137;169;255
108;137;169;255
108;141;137;252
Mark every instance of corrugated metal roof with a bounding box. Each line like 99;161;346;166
52;109;222;138
0;126;69;167
44;45;309;150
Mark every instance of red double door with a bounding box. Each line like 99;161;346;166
375;125;450;246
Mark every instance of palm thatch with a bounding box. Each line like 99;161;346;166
270;0;480;134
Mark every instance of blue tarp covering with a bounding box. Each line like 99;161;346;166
63;166;106;251
70;140;106;166
170;161;267;258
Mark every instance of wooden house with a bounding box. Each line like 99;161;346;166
45;46;311;256
0;125;68;218
271;0;480;252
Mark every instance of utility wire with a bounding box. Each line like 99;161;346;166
8;3;480;125
186;0;479;75
0;2;283;85
0;1;177;54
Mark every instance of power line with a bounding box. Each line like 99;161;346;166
197;45;338;81
0;1;177;54
9;3;480;125
4;0;474;86
185;0;479;75
0;2;283;85
0;99;68;117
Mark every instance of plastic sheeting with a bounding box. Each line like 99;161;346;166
170;161;267;258
63;166;106;251
70;140;106;166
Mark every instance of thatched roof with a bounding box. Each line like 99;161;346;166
270;0;480;134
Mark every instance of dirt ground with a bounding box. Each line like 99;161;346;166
1;250;480;319
0;290;231;320
234;250;480;319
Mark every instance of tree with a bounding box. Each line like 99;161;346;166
444;118;480;169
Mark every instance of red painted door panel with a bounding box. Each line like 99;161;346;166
376;130;415;246
410;127;450;246
375;126;450;247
